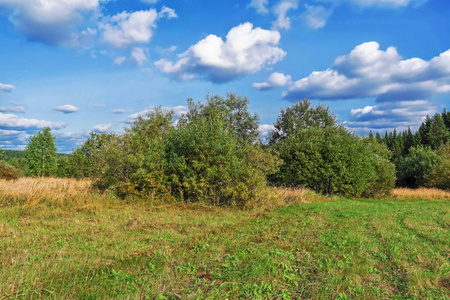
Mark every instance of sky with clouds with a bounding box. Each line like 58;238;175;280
0;0;449;152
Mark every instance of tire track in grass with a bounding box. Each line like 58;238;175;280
397;212;448;253
365;223;409;298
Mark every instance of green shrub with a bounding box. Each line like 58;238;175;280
165;117;279;206
0;161;20;180
424;143;450;190
269;126;395;198
395;146;442;188
87;95;279;206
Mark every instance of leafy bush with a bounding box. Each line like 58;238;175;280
269;126;395;198
165;117;279;206
268;98;336;145
395;146;442;188
0;161;20;180
86;95;279;206
424;143;450;190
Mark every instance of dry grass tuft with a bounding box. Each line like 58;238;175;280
247;186;331;211
0;177;117;209
392;187;450;200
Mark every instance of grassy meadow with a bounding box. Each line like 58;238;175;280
0;178;449;299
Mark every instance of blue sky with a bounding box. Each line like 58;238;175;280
0;0;449;152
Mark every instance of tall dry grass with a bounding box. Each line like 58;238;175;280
392;187;450;200
0;177;118;209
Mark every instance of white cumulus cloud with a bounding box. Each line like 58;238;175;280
100;7;176;48
283;41;450;103
54;105;79;114
253;72;292;90
0;0;104;46
0;83;15;92
155;22;286;83
0;113;66;130
100;9;158;48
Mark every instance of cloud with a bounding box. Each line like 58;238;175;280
100;7;176;48
0;83;15;92
348;0;427;8
157;6;178;19
52;130;91;153
0;106;25;113
155;23;286;83
301;5;332;29
123;106;188;124
0;112;66;130
113;56;127;66
258;124;275;136
112;109;130;114
0;0;104;46
247;0;269;14
100;9;158;48
93;123;112;132
253;72;292;90
131;47;148;65
346;100;437;132
316;0;427;8
283;42;450;103
54;105;79;114
141;0;158;4
272;0;299;30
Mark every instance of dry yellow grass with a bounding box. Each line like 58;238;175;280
0;177;117;209
392;187;450;200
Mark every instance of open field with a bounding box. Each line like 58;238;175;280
1;179;449;299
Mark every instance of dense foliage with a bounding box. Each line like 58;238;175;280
269;126;395;198
6;94;449;198
77;94;279;206
378;108;450;189
268;98;336;145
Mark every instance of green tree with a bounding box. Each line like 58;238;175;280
25;127;57;177
395;146;441;188
269;126;395;198
427;113;449;150
268;98;336;145
179;93;260;144
425;143;450;190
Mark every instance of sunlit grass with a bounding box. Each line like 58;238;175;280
0;178;449;299
392;187;450;200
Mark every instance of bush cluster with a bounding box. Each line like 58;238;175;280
269;126;395;198
0;161;19;180
81;94;280;206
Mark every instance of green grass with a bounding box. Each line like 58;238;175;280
1;196;449;299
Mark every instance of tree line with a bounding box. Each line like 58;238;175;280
373;109;450;190
1;94;449;205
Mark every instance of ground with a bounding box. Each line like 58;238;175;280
0;179;449;299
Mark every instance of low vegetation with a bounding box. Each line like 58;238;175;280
0;178;449;299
